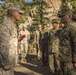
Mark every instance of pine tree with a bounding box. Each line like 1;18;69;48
58;0;76;21
32;0;51;26
0;0;30;23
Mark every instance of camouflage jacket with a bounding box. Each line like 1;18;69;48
59;22;76;63
0;17;18;66
49;29;60;54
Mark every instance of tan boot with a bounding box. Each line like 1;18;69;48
19;57;24;63
23;57;27;62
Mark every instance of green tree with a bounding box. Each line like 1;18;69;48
0;0;31;23
58;0;76;20
32;0;50;26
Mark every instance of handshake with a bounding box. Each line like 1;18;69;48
18;35;25;41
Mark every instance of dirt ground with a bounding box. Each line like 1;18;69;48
14;53;52;75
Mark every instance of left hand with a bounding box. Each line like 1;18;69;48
3;64;11;70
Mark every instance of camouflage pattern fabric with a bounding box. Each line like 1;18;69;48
0;17;18;75
59;22;76;75
19;29;30;58
49;29;60;74
60;62;76;75
35;30;42;60
28;31;36;53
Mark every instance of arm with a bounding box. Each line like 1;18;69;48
0;23;11;70
70;26;76;68
0;52;11;70
0;29;9;65
18;31;25;41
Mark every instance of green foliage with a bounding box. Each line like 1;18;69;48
31;0;50;25
58;0;76;20
4;0;31;15
15;17;25;28
0;0;31;23
58;4;70;16
0;6;7;23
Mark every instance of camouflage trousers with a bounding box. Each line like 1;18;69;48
49;54;60;75
60;61;76;75
20;43;28;58
0;68;2;75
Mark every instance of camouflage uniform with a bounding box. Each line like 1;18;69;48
59;22;76;75
49;29;60;75
41;28;49;65
19;29;30;61
35;29;42;60
0;17;18;75
35;30;40;57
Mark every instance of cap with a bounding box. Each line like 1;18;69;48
8;6;24;14
22;23;26;28
47;24;50;27
38;25;42;28
23;25;26;28
52;19;60;24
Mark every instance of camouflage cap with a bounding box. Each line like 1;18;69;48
52;18;60;24
47;24;50;27
8;6;24;14
38;25;42;28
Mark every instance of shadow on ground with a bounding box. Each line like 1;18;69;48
19;54;52;75
15;71;27;75
26;54;40;66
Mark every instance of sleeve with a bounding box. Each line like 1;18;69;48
49;30;56;43
70;26;76;63
18;31;22;41
27;31;30;42
0;23;11;66
18;31;21;37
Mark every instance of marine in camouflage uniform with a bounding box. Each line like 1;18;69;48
58;10;76;75
41;24;49;66
0;6;23;75
49;19;61;75
18;25;30;62
35;25;42;60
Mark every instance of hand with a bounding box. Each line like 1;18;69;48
73;63;76;68
3;64;11;70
